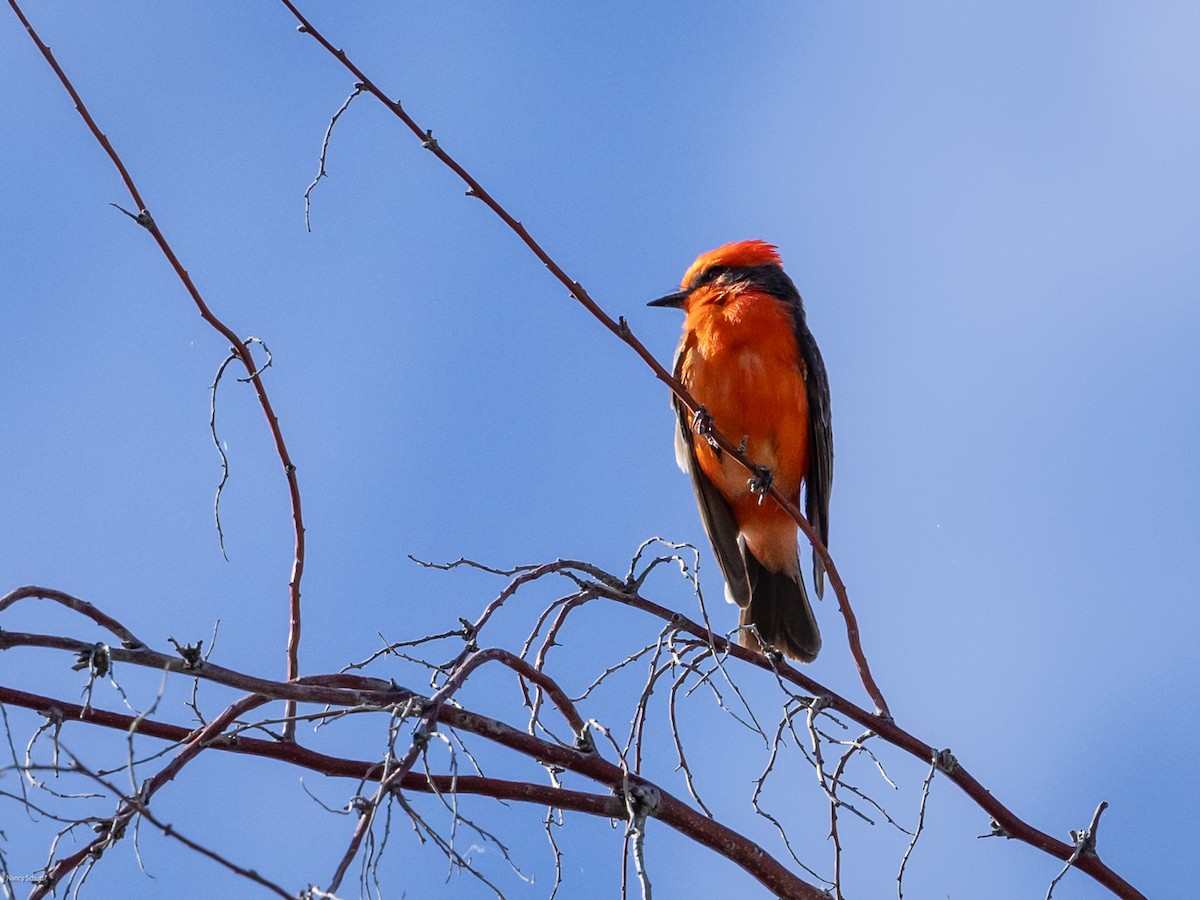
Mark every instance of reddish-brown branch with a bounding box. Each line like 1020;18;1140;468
0;686;621;819
1;664;821;899
6;0;307;737
0;585;146;648
2;599;1144;899
278;0;884;718
452;647;590;738
2;626;821;895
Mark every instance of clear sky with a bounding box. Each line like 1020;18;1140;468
2;3;1197;898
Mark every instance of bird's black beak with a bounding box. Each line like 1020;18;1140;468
647;290;688;309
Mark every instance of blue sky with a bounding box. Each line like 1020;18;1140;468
2;3;1197;898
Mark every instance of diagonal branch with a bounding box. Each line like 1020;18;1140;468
0;586;146;649
276;0;887;721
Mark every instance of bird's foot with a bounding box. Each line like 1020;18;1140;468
692;406;721;451
748;465;774;503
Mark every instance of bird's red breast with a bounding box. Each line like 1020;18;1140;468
676;266;809;572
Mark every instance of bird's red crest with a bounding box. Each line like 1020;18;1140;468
680;240;783;289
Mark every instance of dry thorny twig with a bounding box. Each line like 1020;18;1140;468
0;545;1131;898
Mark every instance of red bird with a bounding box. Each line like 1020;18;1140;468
650;240;832;662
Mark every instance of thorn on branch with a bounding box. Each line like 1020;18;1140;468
72;642;111;678
235;336;274;382
1069;801;1107;858
627;782;662;819
806;694;832;714
979;817;1012;839
1070;827;1097;854
168;637;205;671
615;779;662;821
411;724;432;750
573;725;595;754
932;748;957;773
457;617;479;651
109;202;155;230
1046;801;1109;899
92;815;126;845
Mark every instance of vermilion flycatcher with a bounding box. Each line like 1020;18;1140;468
650;240;832;662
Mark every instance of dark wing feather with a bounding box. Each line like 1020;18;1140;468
670;354;751;607
793;304;833;598
750;264;833;599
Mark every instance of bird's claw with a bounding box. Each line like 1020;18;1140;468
748;465;774;503
692;406;721;451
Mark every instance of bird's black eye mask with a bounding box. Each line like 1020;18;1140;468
649;264;794;309
685;264;788;294
689;265;731;289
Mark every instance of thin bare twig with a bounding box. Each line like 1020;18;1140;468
6;0;308;740
0;563;1145;900
898;749;953;899
1046;802;1110;900
304;83;365;231
209;350;239;561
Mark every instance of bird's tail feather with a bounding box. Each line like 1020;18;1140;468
738;552;821;663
